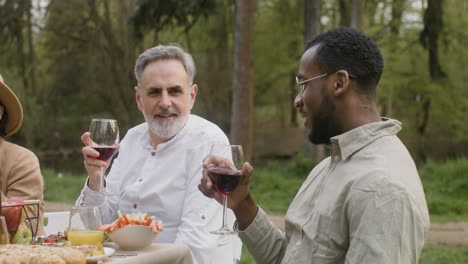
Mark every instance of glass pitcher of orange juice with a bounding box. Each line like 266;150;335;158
68;206;103;246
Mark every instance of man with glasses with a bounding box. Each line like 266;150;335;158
199;28;430;263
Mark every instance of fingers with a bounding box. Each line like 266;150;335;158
81;132;93;146
202;155;236;170
83;153;107;168
242;162;253;175
82;146;107;173
240;162;253;185
198;172;216;198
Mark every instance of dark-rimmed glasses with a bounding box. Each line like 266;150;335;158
296;71;357;97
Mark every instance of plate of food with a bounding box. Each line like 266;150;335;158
34;232;68;246
87;247;115;263
72;245;115;263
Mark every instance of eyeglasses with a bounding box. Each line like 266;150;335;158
295;71;357;96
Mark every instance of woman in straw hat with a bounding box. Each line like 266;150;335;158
0;74;44;236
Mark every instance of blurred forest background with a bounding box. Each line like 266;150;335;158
1;0;468;167
2;0;468;262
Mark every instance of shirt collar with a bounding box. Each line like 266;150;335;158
329;118;402;161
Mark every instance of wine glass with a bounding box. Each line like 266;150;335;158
208;144;244;235
68;206;104;246
89;119;119;194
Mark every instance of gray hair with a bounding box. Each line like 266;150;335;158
134;44;196;88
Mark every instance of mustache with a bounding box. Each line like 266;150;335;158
153;108;179;117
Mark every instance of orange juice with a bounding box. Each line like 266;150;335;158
68;230;104;246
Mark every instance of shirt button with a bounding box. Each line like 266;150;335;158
138;179;143;182
151;151;155;156
133;204;137;209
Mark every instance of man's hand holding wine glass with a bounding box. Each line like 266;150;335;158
81;119;120;194
198;147;258;232
81;132;120;192
199;156;253;210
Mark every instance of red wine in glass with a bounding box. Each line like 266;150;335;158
208;144;244;235
89;119;119;195
208;167;242;195
92;146;118;161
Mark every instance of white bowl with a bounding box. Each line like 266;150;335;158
107;225;157;250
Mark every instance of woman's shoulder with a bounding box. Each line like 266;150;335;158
0;140;39;166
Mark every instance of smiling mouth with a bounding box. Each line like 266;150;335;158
154;113;177;119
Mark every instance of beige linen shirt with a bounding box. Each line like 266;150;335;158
0;137;45;236
240;119;430;264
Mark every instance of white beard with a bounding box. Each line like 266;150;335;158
145;109;188;139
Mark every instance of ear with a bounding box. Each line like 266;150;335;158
135;86;143;111
188;84;198;110
333;70;351;97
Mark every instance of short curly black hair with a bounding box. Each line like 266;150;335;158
306;27;384;95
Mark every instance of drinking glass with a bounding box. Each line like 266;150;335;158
68;206;104;246
0;216;9;244
208;144;244;235
89;119;119;194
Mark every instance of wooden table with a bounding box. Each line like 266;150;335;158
103;243;193;264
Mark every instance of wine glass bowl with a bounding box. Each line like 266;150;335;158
68;206;104;246
208;144;244;235
89;119;119;194
208;167;242;195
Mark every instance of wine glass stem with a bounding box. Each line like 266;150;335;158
221;194;228;230
100;167;105;193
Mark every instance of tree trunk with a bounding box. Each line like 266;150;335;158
339;0;351;27
231;0;255;162
290;72;298;127
303;0;325;162
26;0;35;95
390;0;405;35
384;0;406;117
297;0;321;128
304;0;321;45
420;0;446;80
417;0;446;163
351;0;363;29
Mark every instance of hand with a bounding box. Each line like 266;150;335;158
81;132;119;191
198;155;254;211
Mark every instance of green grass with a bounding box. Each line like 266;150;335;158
240;246;255;264
249;152;316;214
42;168;86;204
419;246;468;264
419;158;468;220
240;246;468;264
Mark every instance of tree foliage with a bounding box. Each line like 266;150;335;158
0;0;467;165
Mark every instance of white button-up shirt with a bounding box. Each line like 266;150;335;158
77;115;241;264
240;119;430;264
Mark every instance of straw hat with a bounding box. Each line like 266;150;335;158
0;74;23;136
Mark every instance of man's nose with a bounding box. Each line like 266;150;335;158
159;92;172;108
294;94;303;108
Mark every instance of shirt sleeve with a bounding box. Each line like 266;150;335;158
1;148;45;235
238;207;287;264
345;183;428;264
